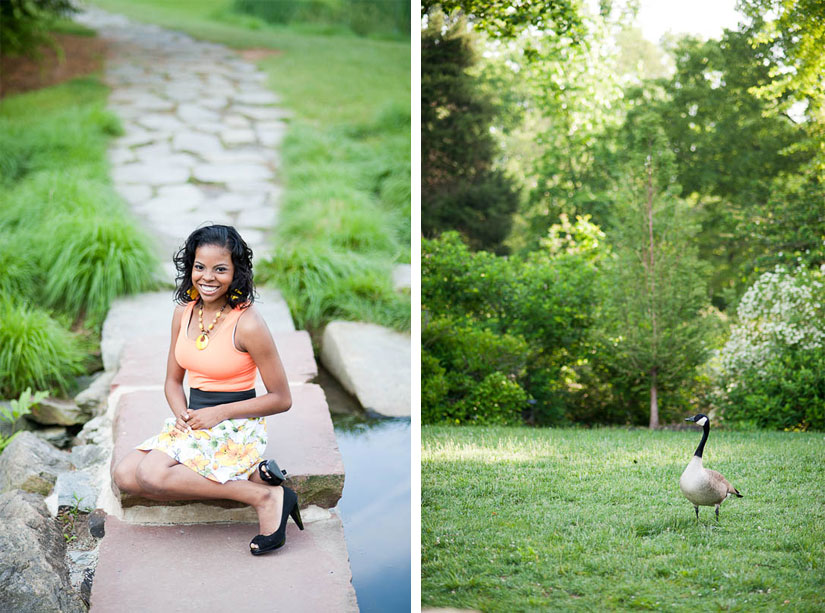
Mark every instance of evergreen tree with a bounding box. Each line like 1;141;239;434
599;105;711;428
421;10;519;252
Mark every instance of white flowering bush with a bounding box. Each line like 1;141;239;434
716;266;825;430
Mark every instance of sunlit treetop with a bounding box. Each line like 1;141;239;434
421;0;586;42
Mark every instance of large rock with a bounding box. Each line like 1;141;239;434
54;470;99;512
29;397;92;426
0;432;73;495
0;491;86;613
74;370;116;417
321;321;411;417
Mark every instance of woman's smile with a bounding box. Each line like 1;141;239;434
192;244;235;303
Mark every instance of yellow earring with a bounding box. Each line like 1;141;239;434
188;287;199;300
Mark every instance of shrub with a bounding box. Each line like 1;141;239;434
718;348;825;431
0;0;76;58
421;352;449;424
715;266;825;430
452;372;529;426
0;299;86;398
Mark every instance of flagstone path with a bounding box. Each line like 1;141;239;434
72;8;357;611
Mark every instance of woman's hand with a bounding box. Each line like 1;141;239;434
183;406;226;430
174;411;191;433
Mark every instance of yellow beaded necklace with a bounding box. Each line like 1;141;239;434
195;301;228;350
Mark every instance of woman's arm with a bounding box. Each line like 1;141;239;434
165;305;190;432
185;305;291;429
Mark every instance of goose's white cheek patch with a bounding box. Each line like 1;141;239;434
697;417;708;426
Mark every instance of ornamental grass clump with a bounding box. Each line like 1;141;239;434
40;213;159;325
0;299;87;398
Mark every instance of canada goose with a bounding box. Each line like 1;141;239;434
679;413;742;521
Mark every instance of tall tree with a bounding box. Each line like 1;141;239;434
599;104;711;428
421;10;520;252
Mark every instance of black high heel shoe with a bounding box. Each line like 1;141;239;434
249;486;304;556
258;459;287;486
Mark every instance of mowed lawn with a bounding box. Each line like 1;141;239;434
422;426;825;612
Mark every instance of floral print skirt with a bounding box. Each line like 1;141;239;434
136;416;267;484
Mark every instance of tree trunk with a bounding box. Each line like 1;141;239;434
649;367;659;429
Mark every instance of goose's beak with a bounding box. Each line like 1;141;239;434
685;417;694;422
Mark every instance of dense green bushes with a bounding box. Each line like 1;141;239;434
0;78;162;397
0;0;76;57
422;232;596;425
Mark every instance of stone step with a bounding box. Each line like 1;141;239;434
111;383;344;511
90;514;358;612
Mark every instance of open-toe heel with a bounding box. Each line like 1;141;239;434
249;486;302;555
258;459;287;486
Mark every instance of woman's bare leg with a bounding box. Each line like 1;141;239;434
115;449;284;534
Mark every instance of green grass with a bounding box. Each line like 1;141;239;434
0;76;162;395
89;0;410;331
422;426;825;612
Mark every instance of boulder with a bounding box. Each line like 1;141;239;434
74;370;116;417
320;321;411;418
0;432;73;495
54;471;99;512
70;444;108;470
0;491;86;613
33;426;73;449
74;415;112;447
29;397;92;426
0;401;36;438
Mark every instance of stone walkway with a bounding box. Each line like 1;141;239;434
70;9;357;611
76;8;287;278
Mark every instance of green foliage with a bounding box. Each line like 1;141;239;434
39;212;159;325
0;387;49;453
260;244;409;331
421;10;520;252
719;348;825;431
655;31;813;303
233;0;410;39
0;299;87;398
596;105;713;427
421;0;583;41
0;0;77;57
423;426;825;611
422;232;598;425
261;109;410;331
453;372;528;425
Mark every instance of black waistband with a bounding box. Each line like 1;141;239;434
188;388;256;410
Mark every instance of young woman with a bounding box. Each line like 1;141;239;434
113;225;302;555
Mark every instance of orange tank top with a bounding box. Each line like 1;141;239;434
174;301;258;392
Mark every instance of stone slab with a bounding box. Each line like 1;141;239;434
111;384;344;509
321;321;411;417
89;515;357;612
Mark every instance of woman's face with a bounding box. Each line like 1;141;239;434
191;244;235;305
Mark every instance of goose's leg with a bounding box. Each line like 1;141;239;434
715;504;720;522
694;506;699;520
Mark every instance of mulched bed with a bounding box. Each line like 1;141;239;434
1;33;107;98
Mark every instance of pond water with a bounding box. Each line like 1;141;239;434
319;368;411;612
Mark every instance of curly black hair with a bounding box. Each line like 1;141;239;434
173;225;256;309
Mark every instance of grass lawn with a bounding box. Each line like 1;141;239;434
422;426;825;612
89;0;411;331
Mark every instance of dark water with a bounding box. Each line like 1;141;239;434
333;416;411;612
323;369;411;612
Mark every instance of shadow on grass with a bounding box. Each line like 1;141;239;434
634;514;729;536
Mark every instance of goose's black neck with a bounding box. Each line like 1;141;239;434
694;421;709;458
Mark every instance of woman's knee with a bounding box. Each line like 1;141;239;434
134;460;167;494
